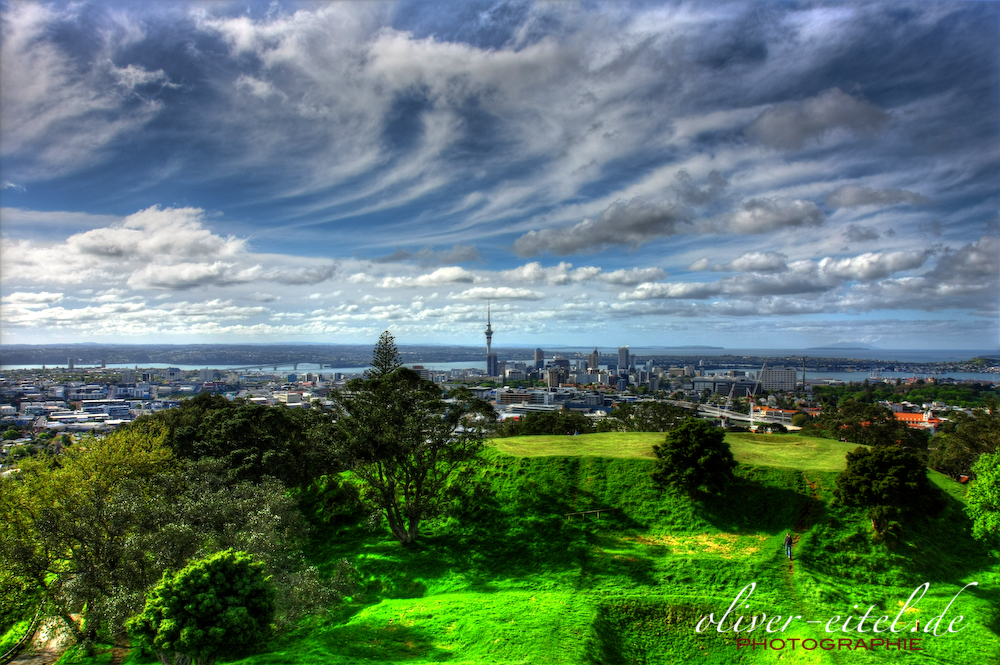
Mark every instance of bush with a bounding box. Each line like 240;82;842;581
128;550;275;665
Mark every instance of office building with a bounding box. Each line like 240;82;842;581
759;367;798;392
618;346;629;372
588;348;600;371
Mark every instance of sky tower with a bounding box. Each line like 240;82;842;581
485;300;499;376
485;300;493;355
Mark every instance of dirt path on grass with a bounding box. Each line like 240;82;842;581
107;645;130;665
786;474;821;574
7;617;73;665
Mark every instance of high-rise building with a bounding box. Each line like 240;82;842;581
618;346;629;373
534;348;544;369
589;348;600;371
759;367;798;392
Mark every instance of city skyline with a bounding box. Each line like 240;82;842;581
1;1;998;350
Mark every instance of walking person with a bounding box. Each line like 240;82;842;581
783;533;793;560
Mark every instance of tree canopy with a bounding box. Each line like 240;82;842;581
0;422;176;644
144;392;339;488
965;451;1000;542
651;418;737;498
128;549;275;665
601;401;694;433
834;445;942;539
0;422;339;645
929;397;1000;478
332;331;495;544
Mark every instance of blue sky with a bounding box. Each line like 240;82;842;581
1;0;997;349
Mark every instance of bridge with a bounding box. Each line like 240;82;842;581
639;399;796;428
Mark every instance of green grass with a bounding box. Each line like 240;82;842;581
0;618;31;654
65;433;1000;665
724;432;861;472
489;431;662;458
492;431;859;472
929;469;969;505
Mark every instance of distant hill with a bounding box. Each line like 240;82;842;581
806;343;878;350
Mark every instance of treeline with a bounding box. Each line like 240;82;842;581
490;401;693;438
799;395;999;480
812;380;998;408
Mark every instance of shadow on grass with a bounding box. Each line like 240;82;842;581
248;621;452;664
966;583;1000;638
696;466;818;533
307;457;661;599
804;484;996;585
584;600;724;665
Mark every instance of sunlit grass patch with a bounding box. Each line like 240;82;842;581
626;532;770;559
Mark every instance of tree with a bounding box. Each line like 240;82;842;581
651;418;737;498
600;401;692;433
929;397;1000;478
0;422;335;645
127;549;274;665
144;393;339;488
834;445;941;539
965;451;1000;542
790;413;812;427
333;332;494;544
0;422;176;645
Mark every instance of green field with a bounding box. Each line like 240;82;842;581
69;433;998;665
492;431;862;472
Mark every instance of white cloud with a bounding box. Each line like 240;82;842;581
449;287;546;301
378;266;477;288
1;291;63;307
0;3;169;176
688;257;711;271
723;198;824;234
599;267;668;285
514;199;690;256
826;185;930;208
818;250;932;281
501;261;602;285
746;88;887;150
713;252;788;273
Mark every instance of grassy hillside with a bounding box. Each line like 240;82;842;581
492;431;862;472
71;434;998;665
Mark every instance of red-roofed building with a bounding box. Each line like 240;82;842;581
893;411;944;433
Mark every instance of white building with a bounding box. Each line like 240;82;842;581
759;367;798;391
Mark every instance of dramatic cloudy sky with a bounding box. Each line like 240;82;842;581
1;1;997;349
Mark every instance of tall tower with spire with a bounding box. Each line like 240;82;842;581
485;300;493;355
485;301;499;376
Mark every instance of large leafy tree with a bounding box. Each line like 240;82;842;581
127;549;274;665
0;423;339;645
834;445;941;539
966;451;1000;542
0;422;176;645
333;331;494;544
145;394;338;488
651;418;737;498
